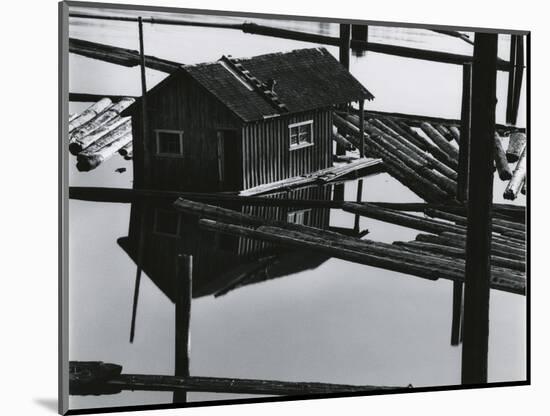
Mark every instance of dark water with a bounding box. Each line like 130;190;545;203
67;6;526;411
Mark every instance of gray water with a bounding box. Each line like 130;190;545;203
67;6;527;410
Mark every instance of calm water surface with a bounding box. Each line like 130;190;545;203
68;7;526;410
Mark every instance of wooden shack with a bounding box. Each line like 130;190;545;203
123;47;373;192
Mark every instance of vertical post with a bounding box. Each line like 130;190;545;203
457;63;472;202
336;24;352;157
505;35;517;124
511;35;524;125
351;25;368;57
359;99;365;158
138;17;151;187
339;23;351;70
174;254;193;404
461;33;498;385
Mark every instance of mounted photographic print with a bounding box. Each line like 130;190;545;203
59;1;529;414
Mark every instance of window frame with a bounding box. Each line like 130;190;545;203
153;208;182;238
287;208;312;225
155;129;184;157
288;120;314;150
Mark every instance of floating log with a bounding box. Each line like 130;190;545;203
362;109;525;135
435;124;455;142
449;126;461;142
504;147;527;200
70;98;135;142
200;219;523;295
71;116;129;155
424;208;525;240
68;98;112;133
77;121;132;171
118;141;133;156
69;38;181;73
419;122;459;161
338;113;458;191
342;202;461;234
395;120;459;171
521;177;526;195
366;127;457;196
361;133;450;201
417;232;524;261
494;133;513;180
506;132;527;163
332;132;354;150
77;119;131;156
394;240;524;272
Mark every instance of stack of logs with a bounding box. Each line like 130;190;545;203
68;97;135;171
332;113;527;201
173;198;525;296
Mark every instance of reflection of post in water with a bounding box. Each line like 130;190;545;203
351;25;369;57
129;203;147;343
174;254;192;404
354;179;364;233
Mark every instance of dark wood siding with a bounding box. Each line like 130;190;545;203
241;109;333;190
132;73;242;191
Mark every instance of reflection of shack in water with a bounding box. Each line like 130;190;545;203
118;186;340;300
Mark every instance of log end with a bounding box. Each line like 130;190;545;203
69;142;83;156
506;153;519;163
76;154;104;172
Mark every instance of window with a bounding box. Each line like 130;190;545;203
287;209;311;225
289;120;313;149
155;130;184;156
153;209;181;237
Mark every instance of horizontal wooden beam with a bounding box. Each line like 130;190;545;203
70;92;138;102
69;14;513;71
69;38;181;73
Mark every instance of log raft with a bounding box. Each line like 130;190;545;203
69;361;404;396
172;199;525;295
68;97;134;170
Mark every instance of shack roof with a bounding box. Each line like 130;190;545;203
184;47;373;121
124;48;373;122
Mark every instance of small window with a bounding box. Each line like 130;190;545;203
155;130;184;156
287;209;311;225
289;121;313;149
153;209;181;237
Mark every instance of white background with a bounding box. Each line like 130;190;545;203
1;0;546;415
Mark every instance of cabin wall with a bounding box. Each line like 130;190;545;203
241;109;333;190
131;74;242;191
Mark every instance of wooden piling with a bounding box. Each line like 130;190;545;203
461;33;498;385
339;24;351;70
457;63;472;202
138;17;151;187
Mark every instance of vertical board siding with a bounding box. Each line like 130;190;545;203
132;74;242;192
241;109;333;190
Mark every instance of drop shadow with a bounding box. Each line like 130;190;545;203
34;398;58;413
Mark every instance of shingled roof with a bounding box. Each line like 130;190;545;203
183;47;374;122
